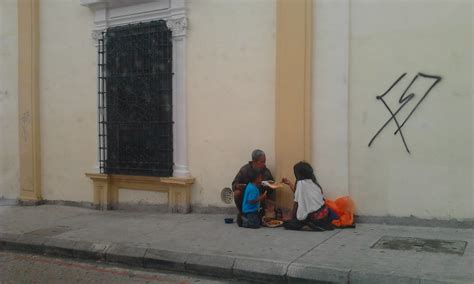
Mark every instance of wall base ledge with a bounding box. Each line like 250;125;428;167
356;215;474;229
85;173;195;213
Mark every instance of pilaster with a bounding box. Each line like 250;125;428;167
167;17;190;177
275;0;313;210
18;0;41;202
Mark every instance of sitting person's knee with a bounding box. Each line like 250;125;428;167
233;190;242;199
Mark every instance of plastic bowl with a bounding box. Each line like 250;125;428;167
224;218;234;224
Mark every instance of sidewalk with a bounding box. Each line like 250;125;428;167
0;205;472;283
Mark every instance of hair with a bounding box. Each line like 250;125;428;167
251;149;265;161
293;161;322;190
247;167;262;183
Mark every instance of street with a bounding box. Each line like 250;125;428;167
0;251;247;283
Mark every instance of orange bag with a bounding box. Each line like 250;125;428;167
325;196;355;228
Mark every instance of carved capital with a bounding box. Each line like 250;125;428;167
166;17;188;37
91;29;104;41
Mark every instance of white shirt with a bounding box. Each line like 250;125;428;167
294;179;325;220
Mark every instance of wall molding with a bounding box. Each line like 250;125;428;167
80;0;185;32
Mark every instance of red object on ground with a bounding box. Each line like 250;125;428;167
325;196;355;228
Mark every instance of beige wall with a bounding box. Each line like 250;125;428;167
187;0;276;207
35;0;276;207
312;0;350;199
0;0;19;200
313;0;473;220
349;0;473;220
472;2;474;213
10;0;470;219
39;0;97;202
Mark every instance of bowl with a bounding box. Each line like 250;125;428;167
224;218;234;224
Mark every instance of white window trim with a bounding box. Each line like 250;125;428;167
81;0;190;177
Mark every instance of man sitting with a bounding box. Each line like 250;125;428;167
232;149;274;226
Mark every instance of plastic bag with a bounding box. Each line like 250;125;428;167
325;196;355;228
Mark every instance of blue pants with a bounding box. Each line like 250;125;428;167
242;212;260;229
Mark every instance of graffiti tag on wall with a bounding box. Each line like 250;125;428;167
368;72;442;154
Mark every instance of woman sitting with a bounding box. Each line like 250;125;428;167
282;161;334;231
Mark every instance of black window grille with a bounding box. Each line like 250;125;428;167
98;20;173;177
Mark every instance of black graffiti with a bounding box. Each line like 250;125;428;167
368;72;442;154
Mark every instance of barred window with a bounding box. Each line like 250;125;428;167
98;21;173;176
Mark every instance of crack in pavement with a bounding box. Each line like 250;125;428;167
284;229;342;275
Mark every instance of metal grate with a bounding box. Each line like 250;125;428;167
371;236;467;255
98;21;173;176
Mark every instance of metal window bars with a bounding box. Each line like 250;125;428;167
97;20;174;177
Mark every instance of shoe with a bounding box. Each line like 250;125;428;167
307;222;326;231
324;224;335;230
301;225;313;231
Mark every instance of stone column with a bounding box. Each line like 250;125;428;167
18;0;41;202
167;17;190;177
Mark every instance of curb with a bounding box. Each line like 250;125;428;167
0;233;467;283
286;262;350;283
0;233;289;282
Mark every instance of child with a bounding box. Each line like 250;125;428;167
241;167;267;229
281;161;334;231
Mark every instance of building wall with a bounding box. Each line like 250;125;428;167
38;0;169;206
0;0;19;200
312;0;350;199
187;0;276;207
348;0;473;220
33;0;276;207
313;0;473;220
5;0;470;219
39;0;97;203
472;2;474;213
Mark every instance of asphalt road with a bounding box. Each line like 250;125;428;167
0;250;247;284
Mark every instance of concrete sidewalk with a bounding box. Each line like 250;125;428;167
0;205;472;283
